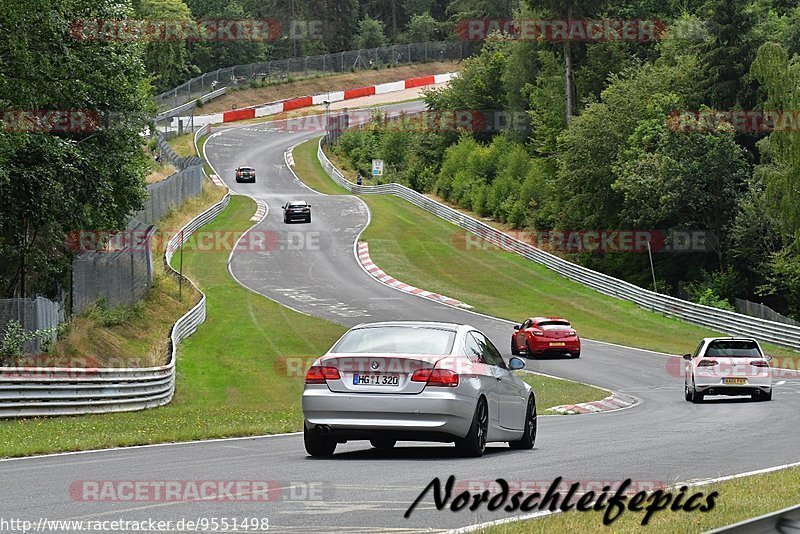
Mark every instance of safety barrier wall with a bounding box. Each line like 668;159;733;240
317;139;800;351
172;72;457;130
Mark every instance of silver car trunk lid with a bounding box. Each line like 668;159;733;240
321;354;446;394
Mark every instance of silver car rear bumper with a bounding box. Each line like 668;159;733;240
302;386;475;439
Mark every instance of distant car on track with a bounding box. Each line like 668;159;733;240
684;337;773;403
235;166;256;183
512;317;580;358
282;200;311;223
302;321;537;458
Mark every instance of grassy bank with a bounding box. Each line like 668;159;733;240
49;183;224;368
484;465;800;533
166;132;198;158
292;137;798;362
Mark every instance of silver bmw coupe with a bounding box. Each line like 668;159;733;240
302;321;537;457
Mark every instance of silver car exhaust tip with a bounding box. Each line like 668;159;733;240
314;425;332;434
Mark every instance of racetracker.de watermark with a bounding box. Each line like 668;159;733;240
283;110;531;133
66;229;321;253
669;109;800;133
455;19;666;42
452;229;713;254
68;18;282;42
68;480;327;502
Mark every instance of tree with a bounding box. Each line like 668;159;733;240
554;59;701;232
318;0;359;52
750;42;800;237
0;0;152;298
398;13;441;43
447;0;518;19
525;0;606;124
362;0;404;36
612;116;751;268
527;50;565;157
424;38;513;112
355;16;387;49
749;42;800;316
134;0;194;93
186;0;268;72
700;0;756;109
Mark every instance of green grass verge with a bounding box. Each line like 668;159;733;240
166;132;197;158
292;138;798;363
517;373;608;411
484;466;800;533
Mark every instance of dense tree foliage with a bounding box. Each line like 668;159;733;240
0;0;152;298
333;0;800;318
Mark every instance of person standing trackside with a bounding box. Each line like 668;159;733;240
356;172;362;186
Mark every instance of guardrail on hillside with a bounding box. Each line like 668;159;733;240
155;133;205;170
317;139;800;351
156;87;228;122
0;191;231;418
155;40;469;111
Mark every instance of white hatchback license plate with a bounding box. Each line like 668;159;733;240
724;378;747;385
353;374;399;386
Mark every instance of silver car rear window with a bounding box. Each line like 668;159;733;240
331;326;456;355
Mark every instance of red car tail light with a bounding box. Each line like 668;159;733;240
531;331;544;336
305;366;340;384
697;359;718;367
410;369;459;387
750;360;769;367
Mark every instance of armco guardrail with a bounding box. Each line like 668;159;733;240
0;190;231;418
707;502;800;533
156;87;228;122
317;139;800;351
156;40;470;111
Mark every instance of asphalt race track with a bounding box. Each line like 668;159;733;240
4;102;800;533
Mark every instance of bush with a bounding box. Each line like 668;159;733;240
86;298;144;327
0;320;55;366
695;288;735;311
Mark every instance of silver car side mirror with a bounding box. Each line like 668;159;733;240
508;357;525;370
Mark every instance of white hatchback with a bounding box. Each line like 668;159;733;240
684;337;773;403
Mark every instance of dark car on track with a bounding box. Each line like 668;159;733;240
283;200;311;223
235;166;256;183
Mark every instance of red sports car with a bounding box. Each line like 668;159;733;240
511;317;581;358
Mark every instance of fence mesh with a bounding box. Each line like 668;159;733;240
735;299;800;327
155;41;469;112
71;165;204;315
